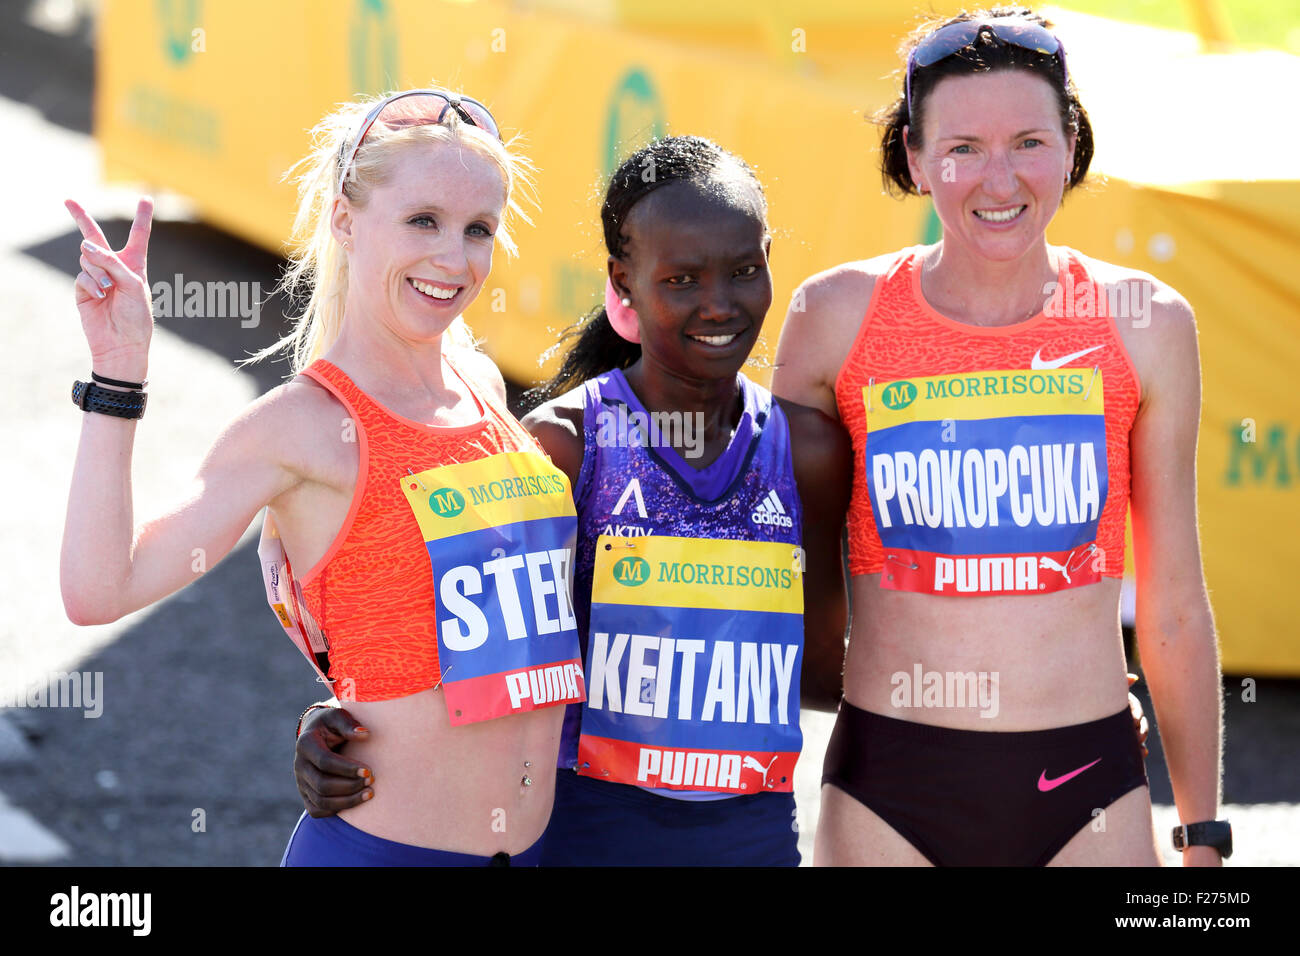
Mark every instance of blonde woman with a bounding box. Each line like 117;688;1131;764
61;89;585;866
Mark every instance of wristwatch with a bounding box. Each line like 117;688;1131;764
72;380;147;419
1172;820;1232;858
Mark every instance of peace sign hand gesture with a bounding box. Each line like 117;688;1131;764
65;197;155;381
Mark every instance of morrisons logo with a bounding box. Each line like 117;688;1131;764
923;371;1086;401
612;556;650;587
428;488;465;518
467;474;568;507
881;380;917;410
657;561;793;590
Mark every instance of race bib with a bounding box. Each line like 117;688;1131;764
865;368;1109;596
401;451;586;725
577;534;803;794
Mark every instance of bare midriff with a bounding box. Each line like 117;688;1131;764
843;574;1128;731
336;690;563;855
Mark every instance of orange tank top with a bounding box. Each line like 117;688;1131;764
289;357;585;717
834;247;1141;597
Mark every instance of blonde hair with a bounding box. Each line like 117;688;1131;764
247;89;536;374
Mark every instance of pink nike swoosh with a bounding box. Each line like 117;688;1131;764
1037;757;1102;792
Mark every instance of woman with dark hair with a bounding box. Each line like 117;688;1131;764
772;7;1226;866
297;134;853;865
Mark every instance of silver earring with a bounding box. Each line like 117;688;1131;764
620;297;631;308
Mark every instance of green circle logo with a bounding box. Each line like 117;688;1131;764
882;380;918;410
603;68;665;175
428;488;465;518
613;556;650;587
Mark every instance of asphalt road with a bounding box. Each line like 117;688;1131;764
0;1;1295;868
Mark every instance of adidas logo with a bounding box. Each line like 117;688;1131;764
751;489;793;528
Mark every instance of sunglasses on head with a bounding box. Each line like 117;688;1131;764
337;88;502;196
905;17;1069;122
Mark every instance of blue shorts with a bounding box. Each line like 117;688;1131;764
540;768;800;866
280;812;545;867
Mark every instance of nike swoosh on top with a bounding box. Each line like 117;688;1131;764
1030;344;1105;370
1037;757;1102;792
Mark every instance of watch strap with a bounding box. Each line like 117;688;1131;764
73;380;147;419
1172;820;1233;858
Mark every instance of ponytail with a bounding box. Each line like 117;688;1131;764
522;305;641;410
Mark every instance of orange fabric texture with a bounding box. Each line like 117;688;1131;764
297;357;544;701
834;247;1141;580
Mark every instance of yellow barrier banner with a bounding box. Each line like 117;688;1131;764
97;0;1300;673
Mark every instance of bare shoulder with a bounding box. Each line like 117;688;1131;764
1071;250;1196;327
774;250;903;413
1069;250;1198;396
520;385;587;487
795;250;900;317
232;375;355;482
450;344;508;406
212;376;328;441
266;374;350;430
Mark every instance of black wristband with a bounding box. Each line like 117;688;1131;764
91;371;147;390
72;380;148;419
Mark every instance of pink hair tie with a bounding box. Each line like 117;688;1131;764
604;278;640;344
